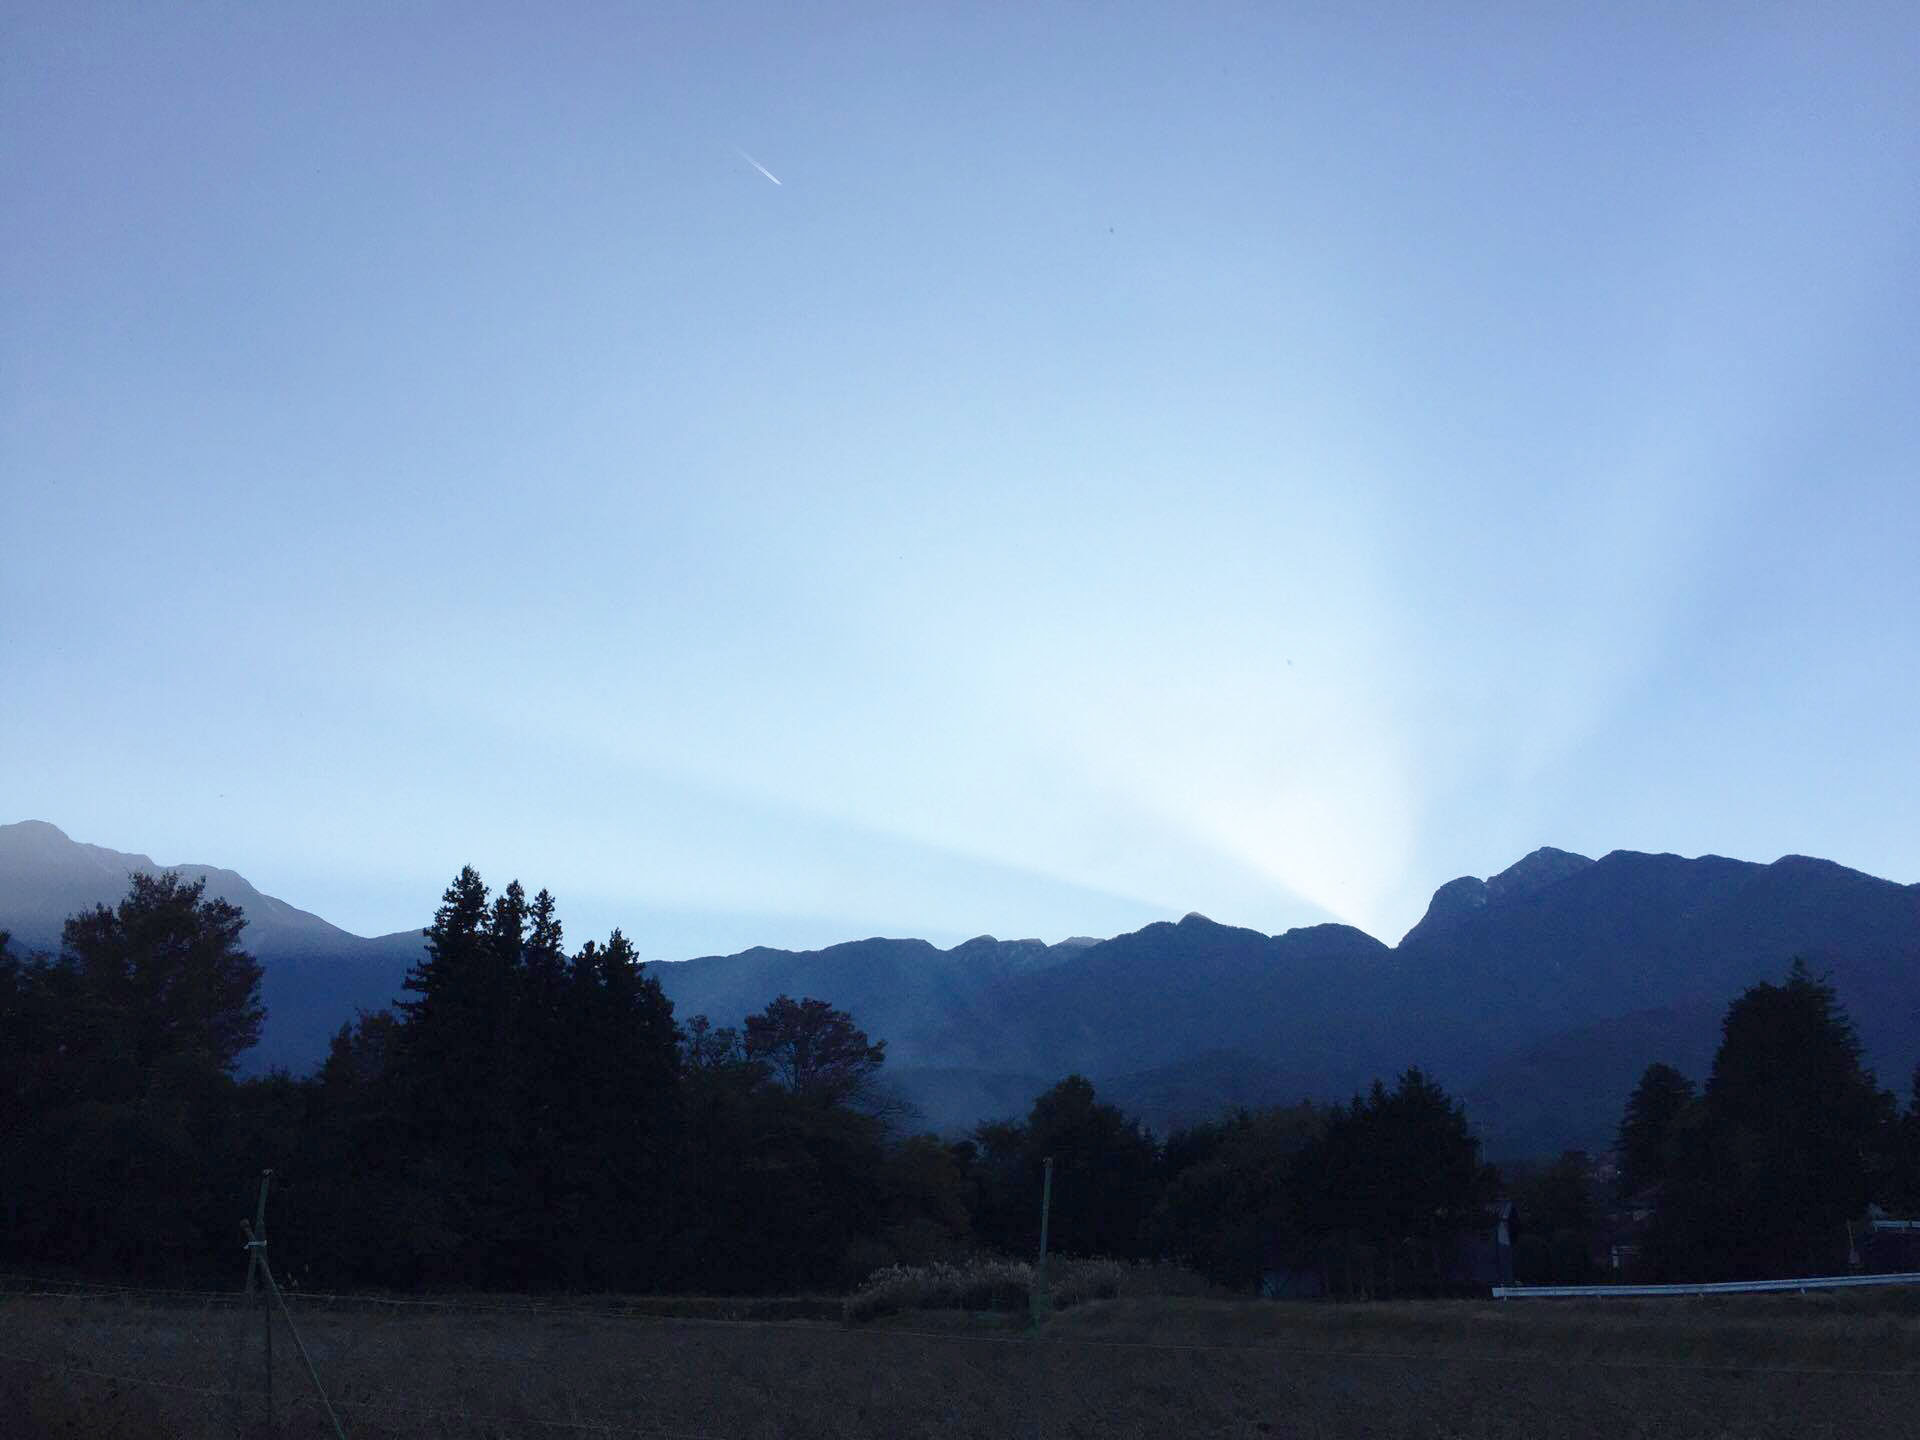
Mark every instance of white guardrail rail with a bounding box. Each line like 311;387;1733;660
1493;1271;1920;1299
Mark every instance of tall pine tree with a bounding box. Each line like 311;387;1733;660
1615;1062;1696;1198
1650;960;1897;1278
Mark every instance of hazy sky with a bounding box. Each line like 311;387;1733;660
6;3;1917;959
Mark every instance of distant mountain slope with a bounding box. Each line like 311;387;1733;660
659;848;1918;1152
652;933;1089;1068
6;822;1915;1160
1398;846;1597;947
972;916;1397;1090
1390;848;1920;1117
0;820;422;1072
0;819;364;957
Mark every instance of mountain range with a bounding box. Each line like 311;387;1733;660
0;820;424;1070
4;819;1916;1160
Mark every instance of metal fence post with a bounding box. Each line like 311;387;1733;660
260;1241;350;1438
234;1167;349;1440
1029;1156;1054;1330
248;1171;275;1435
233;1169;272;1437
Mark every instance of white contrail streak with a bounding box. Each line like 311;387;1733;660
735;147;783;186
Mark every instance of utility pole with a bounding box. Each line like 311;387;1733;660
1028;1155;1056;1440
1038;1156;1054;1269
1030;1156;1054;1329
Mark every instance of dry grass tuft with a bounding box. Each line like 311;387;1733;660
845;1254;1128;1321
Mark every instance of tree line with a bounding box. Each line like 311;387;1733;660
1608;959;1920;1281
5;868;1913;1295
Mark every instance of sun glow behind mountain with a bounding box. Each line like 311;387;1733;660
4;6;1915;955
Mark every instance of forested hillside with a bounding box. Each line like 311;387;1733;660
7;868;1919;1298
6;822;1917;1158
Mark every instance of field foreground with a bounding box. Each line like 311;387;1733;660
6;1286;1920;1438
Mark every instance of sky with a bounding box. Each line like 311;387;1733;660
5;2;1917;961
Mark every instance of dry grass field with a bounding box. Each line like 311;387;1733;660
7;1283;1920;1439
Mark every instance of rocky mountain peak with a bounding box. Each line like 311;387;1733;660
1485;847;1595;903
1401;846;1595;947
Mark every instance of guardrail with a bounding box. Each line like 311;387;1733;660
1493;1271;1920;1299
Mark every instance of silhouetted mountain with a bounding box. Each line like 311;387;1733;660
1398;846;1596;947
1388;848;1920;1152
0;820;357;957
970;915;1396;1086
6;822;1916;1159
654;847;1919;1153
653;933;1088;1069
0;820;423;1072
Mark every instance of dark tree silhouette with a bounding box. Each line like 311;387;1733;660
971;1075;1160;1262
1891;1064;1920;1212
1158;1104;1322;1290
0;874;265;1275
1649;960;1897;1278
382;870;687;1287
1297;1068;1497;1295
744;995;886;1105
676;999;888;1292
60;871;264;1084
556;927;683;1285
1615;1062;1696;1198
1511;1152;1599;1283
395;865;496;1107
682;1013;750;1071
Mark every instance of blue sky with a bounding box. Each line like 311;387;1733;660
5;2;1916;958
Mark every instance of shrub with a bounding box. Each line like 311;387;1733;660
843;1254;1126;1322
1047;1257;1126;1309
843;1257;1031;1321
1114;1259;1221;1298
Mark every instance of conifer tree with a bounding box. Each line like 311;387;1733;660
395;866;497;1143
1650;960;1897;1278
523;888;567;999
1615;1062;1696;1198
552;928;682;1286
1296;1069;1495;1295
